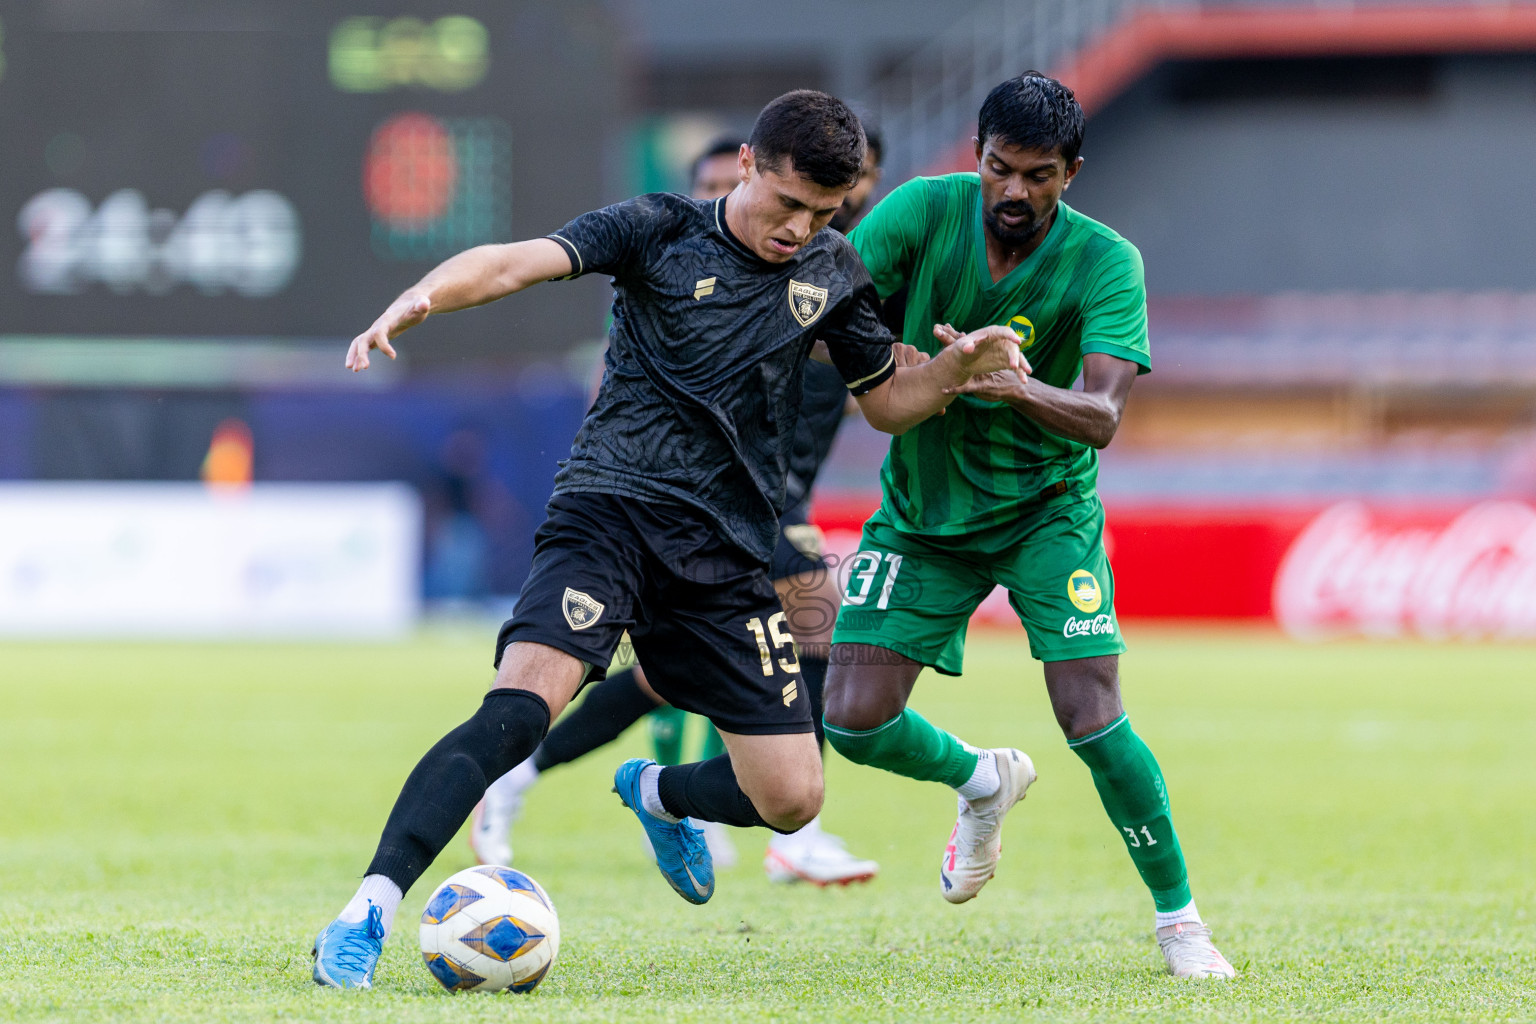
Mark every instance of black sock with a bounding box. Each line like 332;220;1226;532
657;756;793;834
800;654;828;755
532;667;658;773
366;688;550;892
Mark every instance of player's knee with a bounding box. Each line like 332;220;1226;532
823;660;905;733
1053;689;1121;740
1046;659;1123;740
823;661;868;729
1057;711;1094;741
462;689;551;778
753;774;823;832
493;642;587;719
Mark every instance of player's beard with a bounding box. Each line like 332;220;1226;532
983;199;1044;248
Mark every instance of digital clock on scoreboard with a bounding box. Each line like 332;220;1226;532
0;1;620;366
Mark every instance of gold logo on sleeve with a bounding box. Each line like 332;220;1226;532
787;280;829;327
562;587;606;631
694;277;716;300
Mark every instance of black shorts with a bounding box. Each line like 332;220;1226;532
496;492;813;735
768;505;829;581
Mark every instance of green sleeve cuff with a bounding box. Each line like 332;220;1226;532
1080;341;1151;374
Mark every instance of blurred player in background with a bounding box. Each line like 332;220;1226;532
822;73;1237;979
313;89;1026;989
830;125;882;234
687;136;745;202
470;129;889;886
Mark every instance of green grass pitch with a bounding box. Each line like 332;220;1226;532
1;626;1531;1023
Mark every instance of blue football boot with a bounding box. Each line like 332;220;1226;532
613;758;715;904
311;902;385;989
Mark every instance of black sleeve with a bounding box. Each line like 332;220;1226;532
546;194;684;281
818;258;897;396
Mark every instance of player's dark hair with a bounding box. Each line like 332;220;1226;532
689;136;745;189
977;72;1085;163
749;90;866;189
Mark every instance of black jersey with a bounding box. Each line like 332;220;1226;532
783;360;848;519
546;193;896;563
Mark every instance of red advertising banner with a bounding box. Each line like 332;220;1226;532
1103;505;1316;620
813;496;1536;640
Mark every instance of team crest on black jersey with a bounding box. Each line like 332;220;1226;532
787;280;829;327
562;587;605;631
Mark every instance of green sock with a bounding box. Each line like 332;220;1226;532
698;722;725;761
1069;714;1192;912
648;706;687;766
824;708;980;788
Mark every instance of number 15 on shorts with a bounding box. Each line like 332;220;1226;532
746;612;800;676
843;551;903;610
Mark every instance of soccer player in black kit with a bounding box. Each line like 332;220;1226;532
468;129;889;885
312;91;1025;989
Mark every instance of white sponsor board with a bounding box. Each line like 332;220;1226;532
0;483;421;637
1274;500;1536;641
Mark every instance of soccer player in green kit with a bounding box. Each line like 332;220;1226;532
822;73;1236;979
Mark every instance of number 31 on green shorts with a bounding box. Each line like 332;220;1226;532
831;498;1127;673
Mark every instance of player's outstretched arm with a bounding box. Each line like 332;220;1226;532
937;323;1138;448
345;239;573;372
854;325;1028;435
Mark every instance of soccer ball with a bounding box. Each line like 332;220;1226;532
418;865;560;994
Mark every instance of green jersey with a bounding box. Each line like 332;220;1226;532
850;173;1149;536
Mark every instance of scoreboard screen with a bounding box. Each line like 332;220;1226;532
0;0;620;365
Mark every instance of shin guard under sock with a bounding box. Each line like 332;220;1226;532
824;707;979;788
1069;714;1193;911
532;668;657;773
366;688;550;892
656;756;791;833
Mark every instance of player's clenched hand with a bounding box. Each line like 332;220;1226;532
933;322;1031;379
345;292;431;372
932;322;1032;402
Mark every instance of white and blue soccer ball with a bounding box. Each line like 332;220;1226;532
418;865;560;994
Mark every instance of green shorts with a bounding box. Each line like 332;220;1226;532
832;494;1125;673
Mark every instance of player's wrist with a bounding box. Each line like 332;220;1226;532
1001;376;1032;408
936;345;978;388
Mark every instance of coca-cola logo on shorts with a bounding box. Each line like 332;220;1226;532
1274;501;1536;640
1063;613;1117;639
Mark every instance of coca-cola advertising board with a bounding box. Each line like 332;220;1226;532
1272;501;1536;640
813;497;1536;641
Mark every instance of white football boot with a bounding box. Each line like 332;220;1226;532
764;816;878;886
1157;922;1237;979
940;747;1036;904
468;757;538;866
